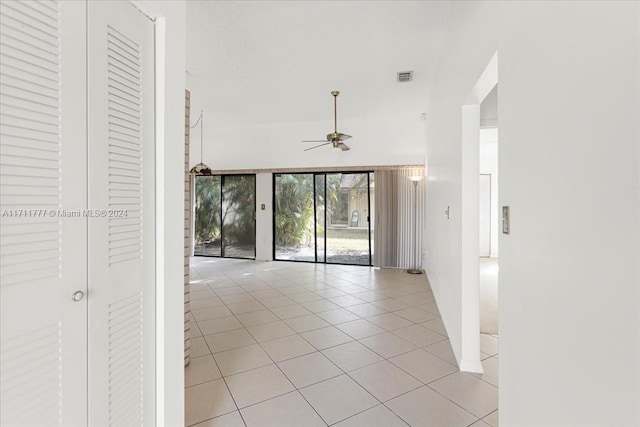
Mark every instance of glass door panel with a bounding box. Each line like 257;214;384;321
369;172;375;262
315;174;326;263
325;173;371;265
273;171;374;266
221;175;256;258
193;174;256;259
194;176;222;256
274;173;314;261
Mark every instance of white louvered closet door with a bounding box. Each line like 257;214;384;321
0;1;88;426
87;2;155;426
1;1;155;426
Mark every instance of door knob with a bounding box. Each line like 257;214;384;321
72;291;85;302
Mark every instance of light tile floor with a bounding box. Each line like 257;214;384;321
186;257;499;427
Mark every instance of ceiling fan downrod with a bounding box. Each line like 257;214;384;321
332;90;339;134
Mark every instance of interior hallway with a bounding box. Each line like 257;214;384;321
186;258;498;426
479;258;499;335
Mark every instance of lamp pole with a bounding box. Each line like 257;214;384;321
407;176;423;274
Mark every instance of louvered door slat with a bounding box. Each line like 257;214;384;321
0;1;87;425
0;0;61;293
88;2;155;425
107;23;144;268
0;323;62;425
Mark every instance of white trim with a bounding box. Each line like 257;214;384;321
465;52;499;105
460;52;498;373
153;16;167;427
459;359;484;373
129;0;155;21
202;164;425;175
460;104;481;371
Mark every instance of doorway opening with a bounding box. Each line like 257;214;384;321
273;171;374;266
460;52;498;373
479;86;499;364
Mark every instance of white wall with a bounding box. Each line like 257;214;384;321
132;1;186;426
425;2;639;425
255;173;273;261
185;0;449;172
183;110;427;171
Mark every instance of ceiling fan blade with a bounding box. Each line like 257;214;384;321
339;143;350;151
304;142;332;152
302;140;328;143
338;134;352;141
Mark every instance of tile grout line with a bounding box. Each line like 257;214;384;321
185;328;248;427
223;271;335;426
189;258;495;427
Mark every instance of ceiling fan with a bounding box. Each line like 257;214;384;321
303;90;352;152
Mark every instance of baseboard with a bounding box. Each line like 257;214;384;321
459;358;484;373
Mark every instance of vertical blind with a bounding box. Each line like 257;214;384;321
374;168;426;269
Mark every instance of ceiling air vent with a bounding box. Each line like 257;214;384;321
397;71;413;82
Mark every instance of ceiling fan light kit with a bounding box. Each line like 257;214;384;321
303;90;352;152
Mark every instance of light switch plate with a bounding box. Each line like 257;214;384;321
502;206;510;234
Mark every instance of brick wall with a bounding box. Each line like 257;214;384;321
184;90;191;366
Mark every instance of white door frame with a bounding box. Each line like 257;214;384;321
128;2;189;426
460;52;498;373
128;2;185;425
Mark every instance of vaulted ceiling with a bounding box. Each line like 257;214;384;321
185;1;453;168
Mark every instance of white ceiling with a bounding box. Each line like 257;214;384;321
185;1;453;168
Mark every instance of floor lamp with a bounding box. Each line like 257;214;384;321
407;175;424;274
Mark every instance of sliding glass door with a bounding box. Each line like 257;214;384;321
194;176;222;256
315;174;326;263
274;173;314;261
194;174;256;258
221;175;256;258
274;172;373;265
325;173;373;264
